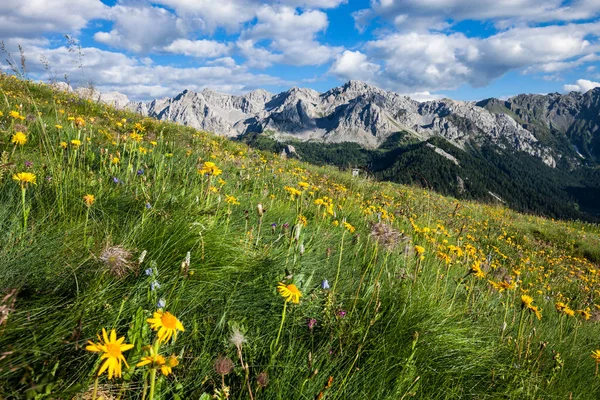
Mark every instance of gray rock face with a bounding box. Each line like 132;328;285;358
108;81;600;167
477;88;600;162
75;87;130;109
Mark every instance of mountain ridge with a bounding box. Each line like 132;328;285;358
75;80;600;170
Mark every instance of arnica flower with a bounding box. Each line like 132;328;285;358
71;139;82;148
470;261;486;279
11;131;27;146
83;194;95;207
225;195;240;205
55;124;63;129
137;352;178;376
60;141;67;149
111;157;120;165
199;161;222;176
414;245;425;255
147;310;185;343
85;328;133;379
343;221;356;233
75;117;85;127
277;282;302;304
9;110;20;119
521;295;542;320
13;172;36;187
592;350;600;363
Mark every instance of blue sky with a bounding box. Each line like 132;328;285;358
1;0;600;101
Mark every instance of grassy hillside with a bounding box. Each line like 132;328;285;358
1;74;600;399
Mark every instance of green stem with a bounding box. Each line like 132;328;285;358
91;375;98;400
20;186;27;234
274;301;287;349
332;230;346;295
148;340;161;400
148;368;157;400
84;208;90;243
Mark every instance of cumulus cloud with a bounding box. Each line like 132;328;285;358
329;50;381;82
9;43;287;101
164;39;233;58
354;0;600;32
240;5;340;67
153;0;346;32
564;79;600;93
331;23;600;92
93;4;191;53
0;0;107;38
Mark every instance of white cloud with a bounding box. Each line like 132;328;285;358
564;79;600;93
331;23;600;93
329;50;381;82
525;54;600;74
0;0;107;38
10;43;287;101
240;6;340;67
93;4;191;53
247;6;329;40
406;91;446;102
355;0;600;32
164;39;233;58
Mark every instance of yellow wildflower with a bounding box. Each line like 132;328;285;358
277;282;302;304
225;195;240;205
85;328;133;379
9;110;20;119
60;141;68;149
343;221;356;233
71;139;82;148
199;161;222;176
83;194;96;207
55;124;63;129
414;245;425;255
13;172;37;187
111;157;120;165
147;310;185;343
11;131;27;146
470;260;486;279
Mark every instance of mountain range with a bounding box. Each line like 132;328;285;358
74;80;600;220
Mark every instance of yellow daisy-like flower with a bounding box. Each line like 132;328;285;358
11;131;27;146
55;125;63;129
198;161;222;176
414;245;425;255
225;195;240;205
521;295;534;309
277;282;302;304
111;157;120;165
343;221;356;233
137;353;171;375
13;172;37;187
9;110;20;119
163;355;179;376
83;194;96;207
71;139;82;148
470;261;486;279
75;117;85;127
147;311;185;343
592;350;600;363
60;141;68;149
85;328;133;380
